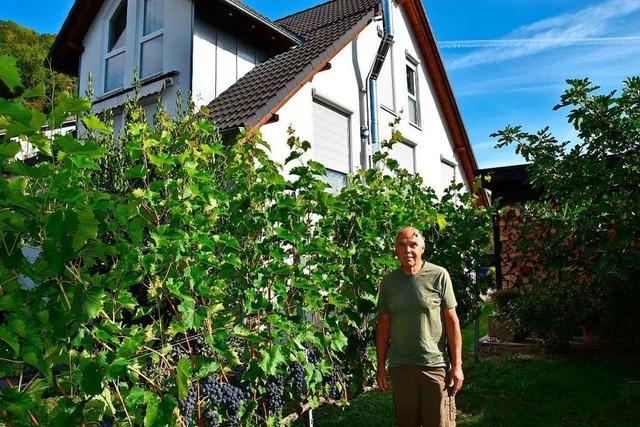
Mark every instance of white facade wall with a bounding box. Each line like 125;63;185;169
261;2;468;195
74;0;469;195
78;0;193;117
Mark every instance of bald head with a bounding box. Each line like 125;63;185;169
395;227;426;273
395;227;426;249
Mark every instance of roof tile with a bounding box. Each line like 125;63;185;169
208;0;378;130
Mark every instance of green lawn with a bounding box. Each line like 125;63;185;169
300;355;640;426
295;305;640;426
461;303;495;356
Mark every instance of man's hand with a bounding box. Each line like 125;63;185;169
377;367;390;391
449;365;464;395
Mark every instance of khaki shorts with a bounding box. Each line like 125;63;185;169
389;366;456;427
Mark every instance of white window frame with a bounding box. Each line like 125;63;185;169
402;139;417;175
138;0;164;79
406;55;421;127
103;0;128;94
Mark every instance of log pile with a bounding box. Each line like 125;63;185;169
498;205;548;289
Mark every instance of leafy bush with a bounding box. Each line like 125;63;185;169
0;55;491;425
493;77;640;350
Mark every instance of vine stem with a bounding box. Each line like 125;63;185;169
143;346;175;374
57;280;71;310
114;381;133;426
128;366;163;394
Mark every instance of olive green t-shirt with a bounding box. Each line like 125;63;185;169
377;261;457;367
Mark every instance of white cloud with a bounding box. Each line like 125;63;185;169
439;36;640;49
444;0;640;70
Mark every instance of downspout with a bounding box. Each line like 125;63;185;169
367;0;394;164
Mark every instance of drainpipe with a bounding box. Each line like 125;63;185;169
367;0;394;163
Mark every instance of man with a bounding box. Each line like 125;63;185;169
376;227;463;427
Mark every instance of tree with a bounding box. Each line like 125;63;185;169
493;77;640;348
0;20;76;111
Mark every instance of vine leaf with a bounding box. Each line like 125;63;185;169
0;325;20;355
81;115;111;134
259;345;286;376
73;208;98;251
176;358;191;399
80;360;105;395
0;141;21;160
0;54;22;91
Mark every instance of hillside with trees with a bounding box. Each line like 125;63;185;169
0;20;76;111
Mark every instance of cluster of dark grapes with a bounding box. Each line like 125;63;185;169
143;359;171;390
323;369;342;401
305;345;321;365
264;375;285;414
200;376;248;425
170;333;215;360
178;385;198;427
289;362;307;397
98;416;115;427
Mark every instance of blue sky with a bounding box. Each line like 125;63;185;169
3;0;640;168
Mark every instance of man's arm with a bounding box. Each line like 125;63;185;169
443;307;464;395
375;313;391;391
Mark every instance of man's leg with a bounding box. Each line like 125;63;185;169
417;367;456;427
389;366;421;427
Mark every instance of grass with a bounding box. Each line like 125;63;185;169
298;306;640;426
300;355;640;427
461;303;495;356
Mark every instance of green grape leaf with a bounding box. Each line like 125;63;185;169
0;325;20;355
0;141;21;160
176;358;191;399
80;360;105;395
73;207;98;251
123;165;148;180
82;115;111;134
258;345;286;376
0;54;22;91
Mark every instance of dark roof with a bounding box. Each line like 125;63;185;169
478;164;542;205
208;0;378;130
49;0;299;76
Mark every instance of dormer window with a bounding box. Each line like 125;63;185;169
140;0;164;78
105;1;127;92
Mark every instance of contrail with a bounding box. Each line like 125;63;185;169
438;36;640;49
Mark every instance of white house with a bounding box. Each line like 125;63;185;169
49;0;487;203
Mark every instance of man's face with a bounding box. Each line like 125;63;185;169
395;230;425;269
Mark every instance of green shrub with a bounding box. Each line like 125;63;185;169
493;77;640;350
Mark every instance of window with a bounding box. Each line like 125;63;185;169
406;58;420;126
140;0;164;78
379;45;396;112
312;100;351;192
391;140;416;174
441;158;457;188
105;1;127;92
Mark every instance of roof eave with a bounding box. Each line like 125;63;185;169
220;0;303;45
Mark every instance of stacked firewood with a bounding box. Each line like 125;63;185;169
498;205;548;289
